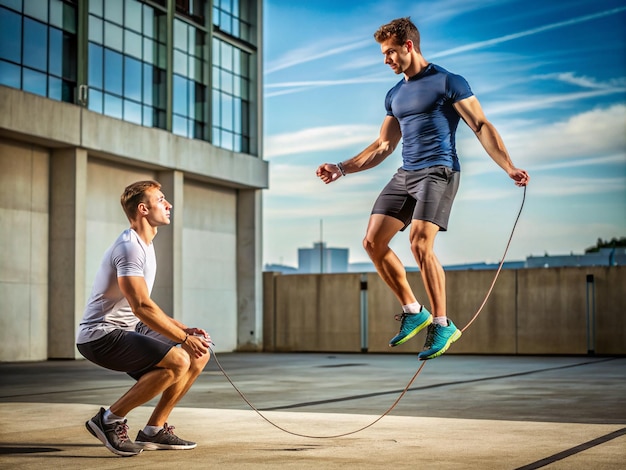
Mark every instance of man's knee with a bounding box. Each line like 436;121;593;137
363;235;389;258
159;347;192;378
191;350;211;373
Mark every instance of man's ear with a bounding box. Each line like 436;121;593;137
138;202;149;215
405;40;413;52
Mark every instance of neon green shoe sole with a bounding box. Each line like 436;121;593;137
418;321;462;360
389;308;432;347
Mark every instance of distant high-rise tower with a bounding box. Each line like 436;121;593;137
298;242;349;273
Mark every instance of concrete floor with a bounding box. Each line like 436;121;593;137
1;353;625;469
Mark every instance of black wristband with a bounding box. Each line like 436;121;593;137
337;162;346;176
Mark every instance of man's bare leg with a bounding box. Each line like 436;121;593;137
363;214;416;305
147;351;210;426
410;220;462;360
409;220;446;318
364;214;433;347
109;347;191;417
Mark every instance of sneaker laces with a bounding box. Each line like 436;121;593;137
394;312;408;322
423;325;436;349
162;423;176;435
114;421;131;442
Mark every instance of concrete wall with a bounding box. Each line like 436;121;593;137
263;267;625;355
269;273;362;352
182;182;238;351
0;140;49;360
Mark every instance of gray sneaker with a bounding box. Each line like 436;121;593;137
135;424;197;450
86;407;143;457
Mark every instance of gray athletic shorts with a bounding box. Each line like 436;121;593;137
77;323;176;380
371;165;460;231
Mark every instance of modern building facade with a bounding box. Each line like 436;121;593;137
0;0;267;361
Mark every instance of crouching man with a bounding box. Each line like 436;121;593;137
76;180;211;457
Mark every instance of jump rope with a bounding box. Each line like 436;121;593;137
207;186;527;439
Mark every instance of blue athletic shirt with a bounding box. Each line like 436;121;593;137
385;63;473;171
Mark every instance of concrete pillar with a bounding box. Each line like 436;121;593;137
236;188;263;350
48;147;87;359
154;170;184;319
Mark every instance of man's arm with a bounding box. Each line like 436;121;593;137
118;276;208;356
454;96;529;187
316;115;402;183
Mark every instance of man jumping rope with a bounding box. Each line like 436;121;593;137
316;17;529;360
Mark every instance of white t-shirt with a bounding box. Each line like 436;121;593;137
76;228;157;344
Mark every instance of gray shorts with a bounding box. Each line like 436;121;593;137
371;166;460;231
77;323;176;380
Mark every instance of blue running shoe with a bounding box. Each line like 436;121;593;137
389;307;432;347
417;320;462;360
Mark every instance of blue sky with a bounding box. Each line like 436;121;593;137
261;0;626;269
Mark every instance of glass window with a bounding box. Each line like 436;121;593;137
88;88;103;113
104;21;123;51
61;32;76;79
142;62;153;105
2;2;77;102
213;0;252;43
124;99;142;124
124;0;142;33
88;1;167;130
89;0;103;16
23;18;48;72
104;0;122;25
174;18;187;49
49;27;62;76
0;0;22;12
172;16;207;140
104;48;123;95
174;49;186;75
124;55;142;101
50;0;76;33
142;3;153;35
142;37;154;63
89;15;102;43
212;35;252;153
0;60;20;87
24;0;47;22
88;43;103;88
22;67;47;96
0;7;21;63
142;104;153;126
104;92;122;118
124;29;142;59
173;74;188;116
48;75;62;100
173;114;188;137
62;1;76;33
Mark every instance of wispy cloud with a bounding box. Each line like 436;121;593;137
459;104;626;169
430;7;626;59
265;40;366;75
264;124;380;158
532;73;626;90
484;88;626;116
264;6;626;98
460;175;625;202
265;76;391;98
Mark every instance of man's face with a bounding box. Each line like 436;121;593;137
142;188;172;226
380;37;411;75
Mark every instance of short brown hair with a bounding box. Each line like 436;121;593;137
120;180;161;220
374;17;421;52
